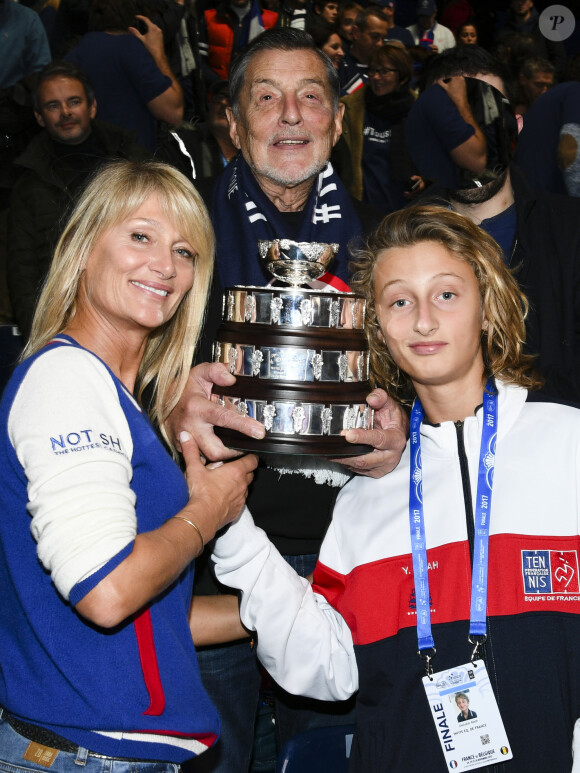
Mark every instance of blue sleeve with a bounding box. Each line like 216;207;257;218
122;36;172;104
405;84;474;186
25;13;51;74
420;84;475;152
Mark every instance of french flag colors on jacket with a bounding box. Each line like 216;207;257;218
211;381;580;772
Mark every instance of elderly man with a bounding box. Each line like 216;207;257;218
169;27;406;773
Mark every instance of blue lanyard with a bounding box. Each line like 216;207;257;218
408;380;497;667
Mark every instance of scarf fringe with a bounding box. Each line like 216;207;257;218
265;455;352;488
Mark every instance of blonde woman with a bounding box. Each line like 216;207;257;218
209;205;580;772
0;160;256;770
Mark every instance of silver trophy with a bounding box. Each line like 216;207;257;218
258;239;339;286
213;240;373;456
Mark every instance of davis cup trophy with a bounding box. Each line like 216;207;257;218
212;239;374;456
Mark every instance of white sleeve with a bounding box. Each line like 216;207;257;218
406;24;419;44
440;26;457;51
8;346;137;601
211;508;359;701
572;718;580;772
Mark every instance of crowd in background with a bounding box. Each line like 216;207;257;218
1;0;579;342
1;0;580;771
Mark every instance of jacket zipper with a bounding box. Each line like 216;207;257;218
454;420;500;773
454;420;474;565
507;237;518;268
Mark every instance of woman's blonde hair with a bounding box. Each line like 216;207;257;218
24;159;215;455
350;204;542;406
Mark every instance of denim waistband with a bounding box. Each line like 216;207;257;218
0;707;163;763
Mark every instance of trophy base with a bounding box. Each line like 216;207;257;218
214;426;372;457
213;381;373;458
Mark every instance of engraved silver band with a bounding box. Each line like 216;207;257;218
214;341;370;383
224;288;366;330
215;395;373;436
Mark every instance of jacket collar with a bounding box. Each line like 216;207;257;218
418;380;527;458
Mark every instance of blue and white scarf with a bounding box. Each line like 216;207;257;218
211;155;362;290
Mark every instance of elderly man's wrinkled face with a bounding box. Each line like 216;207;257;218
227;49;343;193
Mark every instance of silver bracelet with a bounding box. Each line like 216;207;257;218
172;515;205;555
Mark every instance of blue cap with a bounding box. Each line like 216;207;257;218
416;0;436;15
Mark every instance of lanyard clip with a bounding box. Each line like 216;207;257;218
418;647;436;680
468;634;487;664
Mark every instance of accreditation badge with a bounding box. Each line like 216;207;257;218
422;660;512;771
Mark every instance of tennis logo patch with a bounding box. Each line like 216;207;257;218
522;550;579;594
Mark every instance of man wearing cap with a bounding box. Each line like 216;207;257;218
406;0;455;53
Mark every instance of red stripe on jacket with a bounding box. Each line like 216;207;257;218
313;534;580;646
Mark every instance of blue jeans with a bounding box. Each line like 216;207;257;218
274;555;356;750
188;639;262;773
0;710;180;773
189;554;355;773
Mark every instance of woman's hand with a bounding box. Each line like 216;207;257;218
74;435;257;629
165;363;265;462
180;431;258;542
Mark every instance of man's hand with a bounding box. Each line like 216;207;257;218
128;14;184;125
166;362;265;462
437;76;487;175
128;15;165;59
404;174;426;200
331;389;408;478
437;75;469;112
